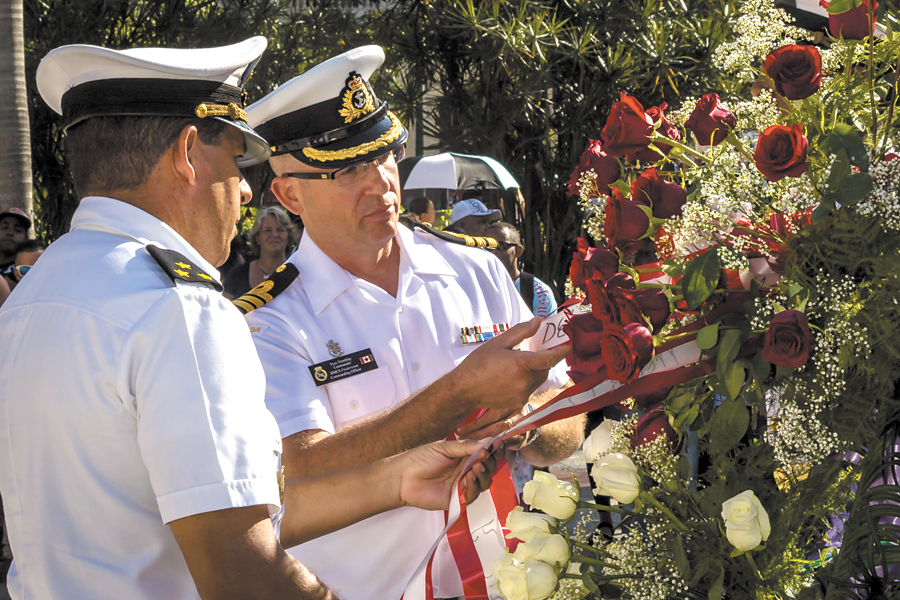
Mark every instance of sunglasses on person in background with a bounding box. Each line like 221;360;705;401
491;241;518;250
14;265;31;278
282;145;406;188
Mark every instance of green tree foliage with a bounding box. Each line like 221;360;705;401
368;0;743;298
24;0;364;241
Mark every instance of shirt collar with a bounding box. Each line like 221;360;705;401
70;196;221;281
291;223;459;316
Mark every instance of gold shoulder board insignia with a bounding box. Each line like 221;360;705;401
146;245;223;292
232;263;299;315
411;222;499;249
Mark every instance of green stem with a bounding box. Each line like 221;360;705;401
745;552;762;579
571;553;622;569
639;492;689;531
577;500;632;514
571;539;615;556
868;0;878;151
650;132;707;161
880;52;900;156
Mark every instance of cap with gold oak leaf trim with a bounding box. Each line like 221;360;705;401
146;245;223;292
232;263;299;315
410;222;499;250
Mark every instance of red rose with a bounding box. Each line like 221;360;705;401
764;45;823;101
761;310;813;368
821;0;877;40
604;274;670;333
567;140;622;197
685;93;736;146
754;123;810;183
632;103;682;163
600;93;655;161
563;313;608;383
600;322;654;383
630;168;688;219
604;188;653;252
631;407;682;454
570;237;619;292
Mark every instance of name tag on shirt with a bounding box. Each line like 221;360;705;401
308;349;378;387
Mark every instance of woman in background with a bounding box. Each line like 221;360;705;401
224;206;297;300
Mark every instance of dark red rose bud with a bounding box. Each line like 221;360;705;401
600;93;655;162
632;103;682;163
764;45;823;101
632;406;682;454
761;310;813;368
604;189;653;252
630;168;688;219
563;313;605;362
600;322;654;383
754;123;810;183
821;0;877;40
629;288;671;333
685;93;736;146
570;238;619;293
567;140;622;197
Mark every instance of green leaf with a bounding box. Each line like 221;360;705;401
821;123;869;170
673;533;691;579
681;247;721;310
697;323;720;351
708;565;725;600
823;0;864;14
709;397;749;455
716;329;742;380
830;173;875;207
812;201;835;222
826;148;852;190
611;179;630;195
661;258;684;278
582;571;602;596
725;360;746;400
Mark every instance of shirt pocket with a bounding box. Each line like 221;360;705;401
325;367;397;429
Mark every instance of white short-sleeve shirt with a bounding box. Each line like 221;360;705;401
0;197;283;600
246;224;567;600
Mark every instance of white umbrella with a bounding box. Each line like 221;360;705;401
400;152;519;190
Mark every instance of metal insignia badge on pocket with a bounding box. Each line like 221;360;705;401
308;348;378;387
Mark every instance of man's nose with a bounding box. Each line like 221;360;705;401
239;176;253;206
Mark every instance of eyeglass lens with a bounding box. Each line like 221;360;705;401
334;146;405;186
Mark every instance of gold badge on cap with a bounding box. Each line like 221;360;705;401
338;72;375;124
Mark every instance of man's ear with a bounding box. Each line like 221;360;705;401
172;125;200;186
515;244;524;258
270;177;305;216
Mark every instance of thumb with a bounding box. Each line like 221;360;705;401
489;317;541;349
523;341;572;372
435;438;486;459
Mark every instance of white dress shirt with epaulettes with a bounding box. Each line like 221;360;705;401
0;197;282;600
246;223;568;600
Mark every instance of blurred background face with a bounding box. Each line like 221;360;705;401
486;223;521;280
0;217;27;258
257;215;288;254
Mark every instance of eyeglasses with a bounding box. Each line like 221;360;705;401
14;265;31;279
491;241;518;251
282;145;405;187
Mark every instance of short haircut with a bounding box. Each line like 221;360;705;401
15;240;45;255
65;116;229;197
407;197;432;216
249;206;297;256
491;221;520;245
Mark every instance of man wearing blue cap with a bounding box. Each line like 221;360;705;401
0;39;502;600
242;46;583;600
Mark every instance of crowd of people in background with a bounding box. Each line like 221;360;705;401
0;209;45;309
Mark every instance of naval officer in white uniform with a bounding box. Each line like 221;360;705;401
242;46;584;600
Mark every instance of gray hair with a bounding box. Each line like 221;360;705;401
249;206;296;255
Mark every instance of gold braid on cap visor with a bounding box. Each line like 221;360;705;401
301;111;404;162
194;102;249;123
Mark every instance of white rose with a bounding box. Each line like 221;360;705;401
513;531;571;572
721;490;771;552
491;553;559;600
505;506;558;543
582;420;615;464
591;453;640;504
522;471;579;520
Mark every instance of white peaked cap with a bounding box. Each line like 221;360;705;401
247;45;408;169
37;37;271;167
